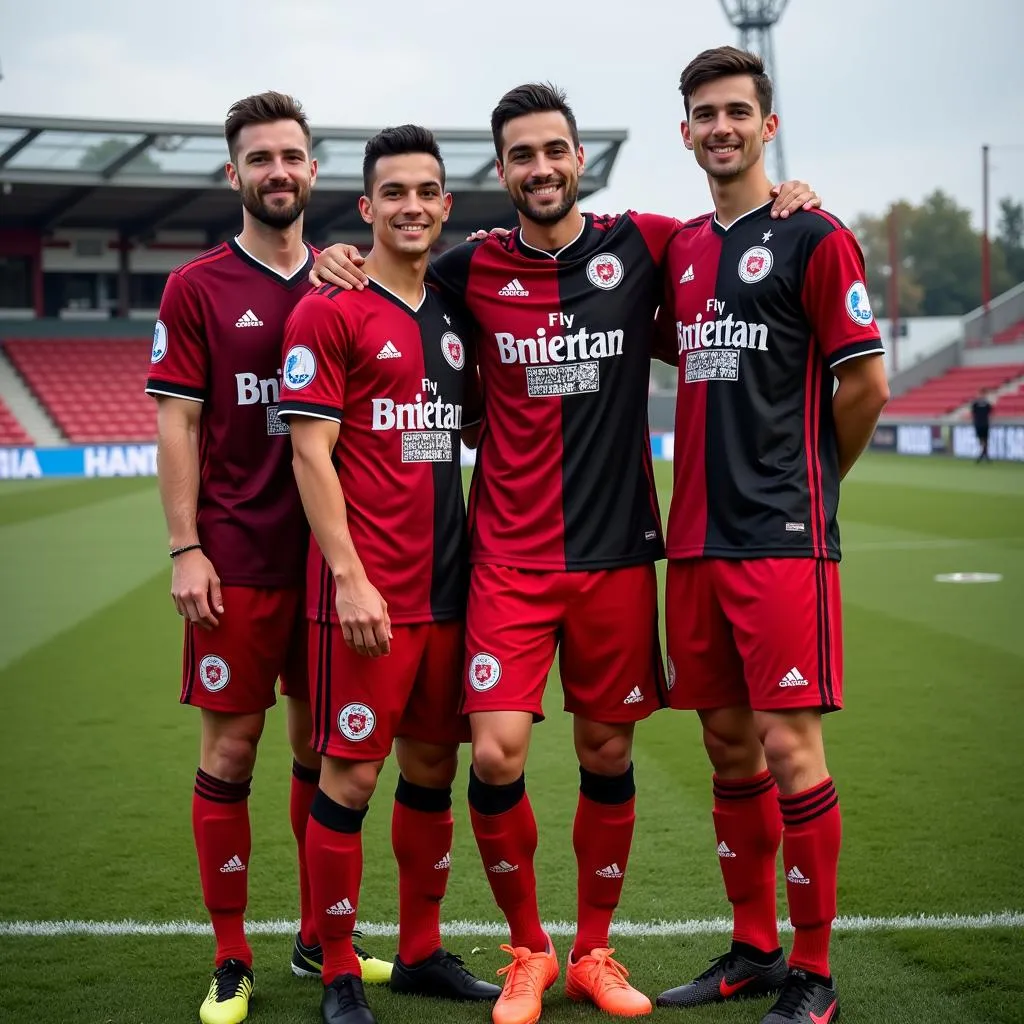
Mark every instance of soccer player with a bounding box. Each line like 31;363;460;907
971;388;993;462
146;92;390;1024
311;85;819;1024
277;125;500;1024
653;48;889;1024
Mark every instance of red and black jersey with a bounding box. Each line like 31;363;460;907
144;238;316;587
278;279;476;626
662;203;884;561
429;211;681;572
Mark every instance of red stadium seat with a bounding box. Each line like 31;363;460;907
0;397;32;446
884;363;1024;417
3;338;157;443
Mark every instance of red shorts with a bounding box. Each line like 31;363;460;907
665;559;843;712
309;620;470;761
182;586;308;714
462;563;667;723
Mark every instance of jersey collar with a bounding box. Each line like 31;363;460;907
229;236;313;288
512;213;590;261
711;199;774;237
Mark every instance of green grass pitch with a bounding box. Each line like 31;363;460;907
0;454;1022;1023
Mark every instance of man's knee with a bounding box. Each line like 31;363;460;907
395;738;460;789
320;757;384;809
574;718;634;776
285;697;320;770
758;710;827;793
699;706;763;777
201;712;264;781
471;712;531;785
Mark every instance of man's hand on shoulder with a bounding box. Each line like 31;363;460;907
310;244;369;290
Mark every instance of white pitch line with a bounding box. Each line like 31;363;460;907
1;912;1021;939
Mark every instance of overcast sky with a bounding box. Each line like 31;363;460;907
3;0;1022;233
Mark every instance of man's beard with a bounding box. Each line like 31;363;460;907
241;181;308;229
510;176;579;226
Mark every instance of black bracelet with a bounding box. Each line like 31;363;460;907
169;543;202;559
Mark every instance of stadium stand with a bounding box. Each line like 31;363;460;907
883;363;1024;417
3;339;154;443
0;396;33;446
992;381;1024;417
993;318;1024;346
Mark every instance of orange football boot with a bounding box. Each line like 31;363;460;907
491;933;560;1024
565;947;652;1017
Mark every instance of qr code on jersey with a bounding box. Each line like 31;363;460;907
266;405;291;435
402;431;453;462
684;350;740;383
526;361;600;397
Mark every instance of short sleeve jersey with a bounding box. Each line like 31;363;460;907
277;280;475;626
662;203;884;561
429;211;681;571
144;239;316;587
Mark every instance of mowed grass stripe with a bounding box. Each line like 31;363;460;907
0;483;167;670
0;475;156;527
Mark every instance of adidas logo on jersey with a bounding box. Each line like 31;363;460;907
235;309;263;328
219;855;246;873
622;686;644;705
326;898;356;915
787;866;811;885
498;278;529;297
596;863;624;878
779;667;809;688
717;841;737;859
434;852;451;870
488;860;519;873
376;340;402;360
679;264;695;283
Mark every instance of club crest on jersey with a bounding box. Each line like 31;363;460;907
845;281;874;326
199;655;230;692
738;246;773;284
468;653;501;692
441;331;465;370
338;702;376;742
587;253;624;290
283;345;316;390
151;320;168;363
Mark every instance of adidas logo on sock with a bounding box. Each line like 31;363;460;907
787;866;811;885
779;667;809;688
487;860;518;873
434;851;451;870
595;862;624;878
219;854;246;873
717;841;737;858
326;898;356;915
679;264;695;283
622;685;644;704
235;308;263;328
498;278;529;297
376;340;402;359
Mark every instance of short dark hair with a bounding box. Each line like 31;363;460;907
362;124;446;195
678;46;773;118
224;91;311;162
490;82;580;160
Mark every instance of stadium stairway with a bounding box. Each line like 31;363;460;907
0;346;64;446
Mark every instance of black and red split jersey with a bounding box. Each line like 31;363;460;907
278;280;476;626
662;203;884;561
144;238;316;587
430;211;681;571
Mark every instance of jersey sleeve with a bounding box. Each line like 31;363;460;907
277;291;352;422
802;228;885;368
144;271;207;402
428;240;481;307
629;211;686;268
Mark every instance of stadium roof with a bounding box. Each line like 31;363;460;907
0;114;627;243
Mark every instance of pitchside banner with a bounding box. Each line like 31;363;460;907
0;436;677;480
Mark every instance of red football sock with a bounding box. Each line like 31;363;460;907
306;790;367;983
193;768;252;968
290;760;320;946
468;770;547;952
780;778;841;977
571;766;636;959
713;770;783;952
392;778;454;965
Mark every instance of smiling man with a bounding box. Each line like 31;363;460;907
278;124;497;1024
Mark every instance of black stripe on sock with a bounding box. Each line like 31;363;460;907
579;763;635;805
783;793;839;827
779;778;834;812
468;767;525;816
714;774;776;801
395;775;452;812
292;760;320;785
311;788;367;834
194;768;251;804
